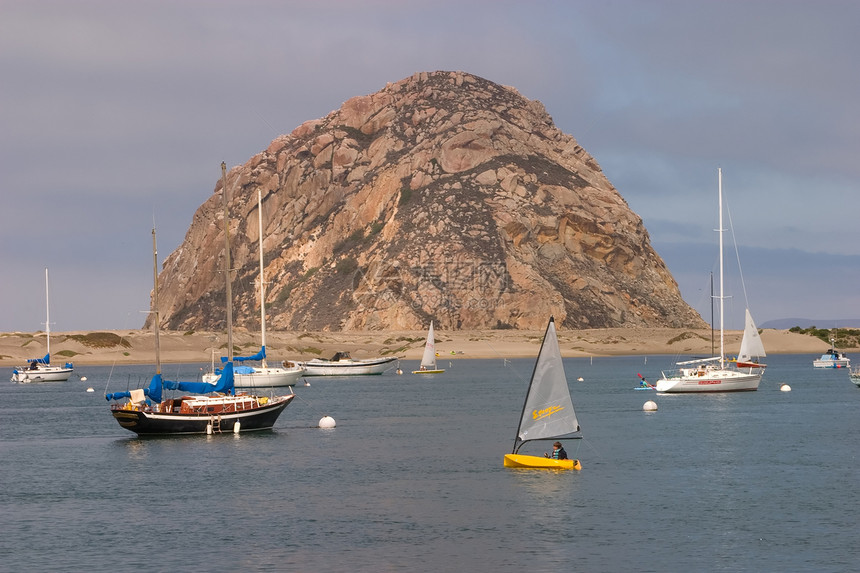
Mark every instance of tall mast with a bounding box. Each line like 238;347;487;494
221;161;234;362
718;168;725;368
257;189;267;368
152;228;161;375
710;271;714;356
45;268;51;360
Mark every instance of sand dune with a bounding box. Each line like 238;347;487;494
0;327;837;367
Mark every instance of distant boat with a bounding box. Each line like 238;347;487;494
813;339;850;369
203;189;304;388
634;373;656;390
10;268;74;383
503;317;582;470
299;351;397;376
412;321;445;374
105;165;295;435
849;366;860;387
655;169;763;393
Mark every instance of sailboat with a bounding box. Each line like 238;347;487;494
11;268;74;383
106;166;296;435
412;321;445;374
503;317;582;470
655;169;764;393
203;189;304;387
736;309;767;368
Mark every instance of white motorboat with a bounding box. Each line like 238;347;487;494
812;339;850;368
299;351;397;376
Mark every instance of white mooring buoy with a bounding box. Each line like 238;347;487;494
86;387;94;393
319;415;336;429
81;376;88;382
780;384;791;392
643;400;658;411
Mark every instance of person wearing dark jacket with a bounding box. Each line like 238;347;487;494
545;441;568;460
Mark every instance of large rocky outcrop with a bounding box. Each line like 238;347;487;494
150;71;706;332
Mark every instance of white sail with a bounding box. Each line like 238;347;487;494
737;308;766;364
420;321;437;369
514;317;580;450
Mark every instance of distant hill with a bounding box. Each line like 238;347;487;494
760;318;860;329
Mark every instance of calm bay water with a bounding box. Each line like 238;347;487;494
1;354;857;572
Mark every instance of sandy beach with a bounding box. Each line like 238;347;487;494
0;327;840;367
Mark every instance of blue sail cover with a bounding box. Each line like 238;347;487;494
27;353;51;365
105;363;235;402
220;346;265;363
163;362;235;395
105;373;164;403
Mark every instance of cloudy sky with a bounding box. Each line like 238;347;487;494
2;0;858;333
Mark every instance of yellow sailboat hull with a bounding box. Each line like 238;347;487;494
412;369;445;374
503;454;581;470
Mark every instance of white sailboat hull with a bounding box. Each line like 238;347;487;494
203;365;303;387
300;357;397;376
235;367;304;388
11;364;74;383
655;368;761;393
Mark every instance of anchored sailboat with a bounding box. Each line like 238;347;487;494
503;317;582;470
412;321;445;374
204;189;304;387
11;268;74;383
106;164;296;435
655;169;764;393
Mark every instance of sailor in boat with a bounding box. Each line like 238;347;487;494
544;441;568;460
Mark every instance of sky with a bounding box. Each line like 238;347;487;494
2;0;858;333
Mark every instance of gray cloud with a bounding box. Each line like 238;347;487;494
2;0;857;331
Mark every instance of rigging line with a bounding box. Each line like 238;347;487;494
723;191;750;309
104;310;140;394
289;388;330;419
574;436;606;462
482;339;531;386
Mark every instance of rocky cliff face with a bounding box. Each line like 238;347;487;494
152;70;706;332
